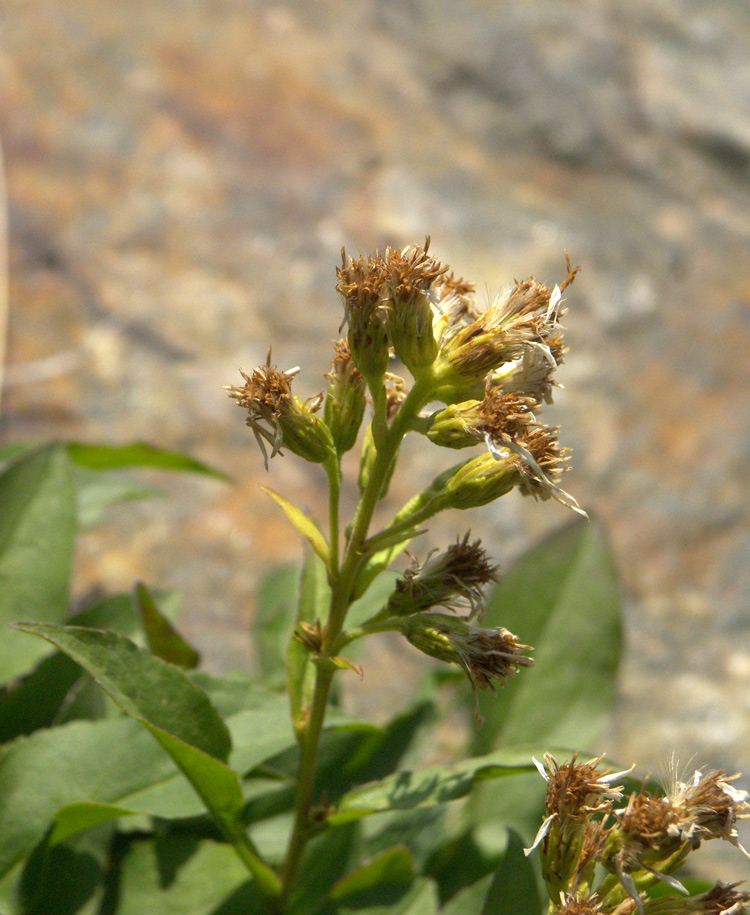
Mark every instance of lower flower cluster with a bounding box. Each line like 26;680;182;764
526;755;750;915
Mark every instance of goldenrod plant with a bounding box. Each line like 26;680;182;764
1;243;746;914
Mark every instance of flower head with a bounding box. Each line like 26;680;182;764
433;257;578;400
226;351;334;467
382;241;446;374
324;339;367;454
386;533;498;619
395;611;532;724
336;249;390;381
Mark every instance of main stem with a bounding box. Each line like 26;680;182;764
278;370;436;906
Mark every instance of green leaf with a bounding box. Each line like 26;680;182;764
260;486;329;565
329;748;536;824
472;517;622;754
480;829;541;915
11;623;229;760
254;564;299;681
424;828;499;905
340;878;438;915
287;552;330;730
0;678;299;886
113;835;259;915
329;846;415;906
289;823;360;915
73;466;165;527
134;582;200;669
0;594;137;742
0;717;177;880
440;875;494;915
0;445;76;682
65;441;230;480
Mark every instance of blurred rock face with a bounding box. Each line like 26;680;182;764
1;0;749;864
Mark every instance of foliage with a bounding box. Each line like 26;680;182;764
2;243;747;915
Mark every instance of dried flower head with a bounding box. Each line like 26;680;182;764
526;754;631;900
336;250;390;380
664;768;750;854
434;257;578;400
226;351;333;467
386;533;498;619
395;611;532;724
643;883;750;915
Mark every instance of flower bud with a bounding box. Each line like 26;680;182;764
324;339;367;454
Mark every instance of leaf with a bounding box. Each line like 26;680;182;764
73;466;165;527
7;624;268;884
0;594;137;742
0;717;176;880
423;828;499;906
254;564;299;681
329;748;536;825
0;683;296;887
286;552;330;730
472;517;623;755
329;846;415;905
65;441;230;480
113;836;258;915
440;875;495;915
260;486;329;566
12;623;229;760
480;829;541;915
0;445;76;682
289;823;360;915
134;582;200;669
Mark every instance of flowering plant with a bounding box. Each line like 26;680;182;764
1;242;746;914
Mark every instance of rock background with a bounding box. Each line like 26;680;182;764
1;0;749;878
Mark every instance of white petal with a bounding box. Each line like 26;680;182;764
523;813;557;856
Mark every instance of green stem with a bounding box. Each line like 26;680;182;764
279;664;335;907
279;368;437;907
325;458;341;578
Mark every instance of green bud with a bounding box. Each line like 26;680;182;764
386;288;438;375
425;401;483;449
324;340;367;454
439;452;519;510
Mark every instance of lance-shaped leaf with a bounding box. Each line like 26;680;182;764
12;623;229;759
0;445;76;682
329;749;537;825
471;517;622;755
134;582;200;669
10;624;282;896
260;485;329;566
66;441;230;480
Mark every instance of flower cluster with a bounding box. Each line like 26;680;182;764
227;241;582;716
526;755;750;915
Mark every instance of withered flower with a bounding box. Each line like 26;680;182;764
382;240;446;374
433;258;578;401
336;249;390;381
386;533;498;619
226;351;333;467
395;611;532;724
